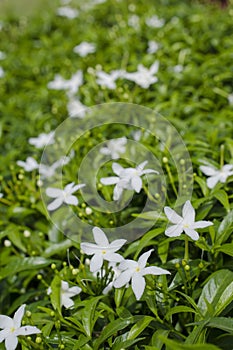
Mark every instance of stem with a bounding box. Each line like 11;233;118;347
184;235;189;262
220;144;224;168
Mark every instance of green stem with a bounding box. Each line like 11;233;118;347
220;144;224;168
184;235;189;262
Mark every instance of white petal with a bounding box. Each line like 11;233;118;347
112;162;124;175
138;249;153;268
113;184;124;200
200;165;217;176
164;207;182;224
71;183;86;193
184;228;199;241
131;176;142;193
90;254;103;272
65;195;78;206
62;295;74;309
80;242;99;255
132;274;145;300
143;266;170;276
137;161;148;171
93;227;109;246
15;326;41;336
13;305;26;328
0;329;10;342
150;61;159;74
109;239;127;250
165;224;183;237
182;200;195;223
100;147;111;155
47;197;63;211
114;270;133;288
0;315;13;329
118;259;137;270
222;164;233;172
61;281;69;291
207;175;220;189
46;187;62;198
68;286;81;296
100;177;119;185
5;335;18;350
142;169;159;174
193;220;213;229
105;252;124;263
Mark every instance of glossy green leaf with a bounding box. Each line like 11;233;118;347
215;243;233;257
159;335;221;350
127;316;154;340
213;189;230;212
216;210;233;244
207;317;233;333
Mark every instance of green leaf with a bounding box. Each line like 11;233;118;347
43;239;73;258
207;317;233;333
151;329;170;349
159;335;221;350
215;243;233;257
50;274;61;314
165;306;197;321
93;318;132;350
127;316;154;340
81;296;103;337
0;257;52;279
212;189;230;212
216;210;233;244
197;269;233;320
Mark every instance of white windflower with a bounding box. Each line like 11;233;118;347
0;304;41;350
114;249;170;300
28;131;55;149
200;164;233;189
145;15;165;28
164;200;213;241
48;70;83;96
147;40;159;54
125;62;159;88
67;98;87;118
17;157;39;172
101;161;158;200
80;227;126;272
46;182;85;211
73;42;96;57
96;69;124;90
0;67;4;78
100;137;127;159
56;6;79;19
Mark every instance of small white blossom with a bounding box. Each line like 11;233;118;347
173;64;183;73
0;67;4;78
0;51;6;60
114;249;170;300
28;131;55;149
100;137;127;159
48;70;83;96
73;42;96;57
147;40;159;54
17;157;39;172
60;281;81;308
56;6;79;19
67;98;87;118
200;164;233;189
227;93;233;105
40;154;73;179
46;182;85;211
101;161;158;200
0;305;41;350
164;200;213;241
128;15;140;30
0;193;3;198
145;15;165;28
125;62;159;88
96;69;124;89
81;227;126;272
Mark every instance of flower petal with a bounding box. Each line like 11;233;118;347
109;239;127;250
137;161;148;171
100;177;119;185
61;295;74;309
90;254;103;272
143;266;170;276
182;200;195;223
47;197;63;211
114;270;133;288
207;175;220;189
112;162;124;175
93;227;109;246
164;207;182;224
13;305;26;329
142;169;159;175
138;249;153;268
132;274;145;300
193;220;213;229
15;326;41;336
46;187;62;198
0;316;13;329
61;281;69;291
65;195;78;206
165;224;183;237
68;286;82;296
5;334;18;350
113;184;124;200
71;183;86;193
200;165;217;176
105;252;124;263
184;228;199;241
131;176;142;193
0;328;10;342
118;259;137;270
81;242;101;255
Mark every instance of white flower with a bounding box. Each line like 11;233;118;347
48;70;83;96
101;161;158;200
0;193;3;198
125;62;159;88
40;154;73;179
46;182;85;211
200;164;233;189
128;15;140;29
164;200;213;241
73;42;96;57
228;93;233;105
173;64;183;73
56;6;79;19
96;69;124;90
0;67;4;78
60;281;81;308
145;15;165;28
147;40;159;54
102;262;122;295
67;98;87;118
0;304;41;350
17;157;39;172
114;249;170;300
28;131;55;149
80;227;126;272
100;137;127;159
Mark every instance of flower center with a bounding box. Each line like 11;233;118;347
135;267;140;272
10;327;15;333
183;223;189;228
102;250;107;255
